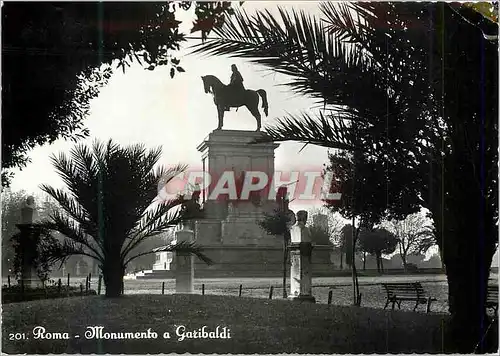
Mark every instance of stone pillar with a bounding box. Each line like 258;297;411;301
175;226;194;294
75;261;81;276
16;196;41;288
289;210;315;303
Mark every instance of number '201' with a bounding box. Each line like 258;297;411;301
9;333;27;340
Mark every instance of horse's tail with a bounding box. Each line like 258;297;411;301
256;89;269;116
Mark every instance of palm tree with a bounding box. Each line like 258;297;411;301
192;3;498;352
38;140;211;297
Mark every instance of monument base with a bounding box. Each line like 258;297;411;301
193;245;284;278
139;245;339;279
288;295;316;303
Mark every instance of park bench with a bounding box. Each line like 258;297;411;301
486;285;498;315
382;282;436;313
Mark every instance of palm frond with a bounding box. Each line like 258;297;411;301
252;111;357;150
39;184;98;238
48;148;102;230
49;152;83;197
155;163;189;199
191;7;368;104
41;237;101;266
36;211;103;262
70;143;99;182
121;198;184;260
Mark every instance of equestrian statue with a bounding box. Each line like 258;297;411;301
201;64;269;131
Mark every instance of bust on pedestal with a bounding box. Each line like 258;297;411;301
16;196;41;289
288;210;315;303
175;224;195;294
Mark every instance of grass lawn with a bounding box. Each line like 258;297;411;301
2;294;450;354
121;279;450;313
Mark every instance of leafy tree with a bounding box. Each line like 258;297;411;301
308;224;329;244
11;228;59;285
322;149;418;301
340;224;354;268
307;208;345;245
192;3;498;351
258;208;291;297
423;253;444;269
358;228;398;273
307;208;345;268
37;139;212;297
324;150;419;227
1;2;235;186
381;213;435;271
258;209;289;236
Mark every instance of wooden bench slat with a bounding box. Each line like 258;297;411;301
381;282;435;313
486;285;498;314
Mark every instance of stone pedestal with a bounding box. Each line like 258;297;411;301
189;130;284;277
16;224;41;288
288;210;315;303
175;227;194;294
197;129;279;210
17;199;42;289
195;219;222;245
289;242;316;303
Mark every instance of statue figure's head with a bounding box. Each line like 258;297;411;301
296;210;308;225
25;196;35;207
201;75;211;93
231;64;238;72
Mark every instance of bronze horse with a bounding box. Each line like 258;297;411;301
201;75;268;131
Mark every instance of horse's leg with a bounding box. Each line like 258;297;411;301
248;93;262;131
246;102;261;131
217;105;224;130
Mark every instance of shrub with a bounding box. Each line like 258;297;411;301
2;284;97;304
406;263;419;272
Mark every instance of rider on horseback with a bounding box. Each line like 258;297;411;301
225;64;245;111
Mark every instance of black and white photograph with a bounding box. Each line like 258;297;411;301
1;1;498;354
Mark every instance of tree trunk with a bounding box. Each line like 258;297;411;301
282;236;288;299
340;250;343;270
438;246;445;271
434;202;497;352
445;253;495;352
351;222;361;306
102;259;124;297
399;244;407;272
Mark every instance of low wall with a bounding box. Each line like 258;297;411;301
138;245;336;279
193;245;335;278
